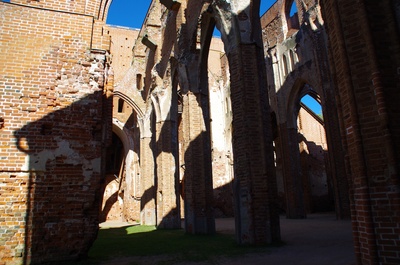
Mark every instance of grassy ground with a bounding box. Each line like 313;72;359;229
65;225;281;265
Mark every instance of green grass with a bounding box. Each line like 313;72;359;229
67;225;282;265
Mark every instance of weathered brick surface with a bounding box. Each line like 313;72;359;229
228;43;280;243
155;120;180;228
0;1;112;264
0;3;93;169
0;173;29;264
109;98;142;223
104;26;139;84
101;175;123;221
181;91;215;234
262;0;350;220
298;107;332;213
321;0;400;263
140;131;156;226
2;1;400;264
9;0;86;13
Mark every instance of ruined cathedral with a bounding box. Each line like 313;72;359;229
0;0;399;264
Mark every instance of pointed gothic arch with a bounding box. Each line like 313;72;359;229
176;0;280;244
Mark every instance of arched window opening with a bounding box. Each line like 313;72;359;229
290;49;295;70
177;89;183;114
136;73;143;91
283;54;289;77
213;27;221;37
286;0;300;32
118;98;124;113
289;0;298;17
297;92;332;214
294;45;300;63
101;133;125;222
300;94;323;119
199;14;235;219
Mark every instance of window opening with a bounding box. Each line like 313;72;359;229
136;74;143;91
118;98;124;113
290;50;295;70
290;1;298;17
213;27;221;37
283;54;289;77
300;94;322;119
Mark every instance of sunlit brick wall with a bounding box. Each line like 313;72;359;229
0;2;111;264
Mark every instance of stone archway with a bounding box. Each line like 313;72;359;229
276;74;350;221
101;132;125;222
297;91;333;214
175;0;280;244
101;94;143;224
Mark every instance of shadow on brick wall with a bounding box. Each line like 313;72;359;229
14;91;108;264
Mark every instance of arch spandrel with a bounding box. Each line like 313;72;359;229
113;91;145;117
112;59;148;116
179;0;264;57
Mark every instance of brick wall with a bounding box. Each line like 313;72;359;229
105;26;139;85
321;0;400;263
110;97;142;223
181;91;215;234
228;43;280;243
9;0;86;14
0;2;111;264
3;1;400;264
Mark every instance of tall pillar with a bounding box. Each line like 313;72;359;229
279;125;306;219
138;113;156;225
209;0;280;244
122;123;142;222
228;43;280;244
309;20;351;220
322;0;400;263
323;95;351;220
152;87;181;229
181;91;215;234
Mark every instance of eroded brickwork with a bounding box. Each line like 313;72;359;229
1;0;400;264
0;1;112;264
105;26;139;85
321;1;400;263
261;0;349;219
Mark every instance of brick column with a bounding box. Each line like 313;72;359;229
154;107;181;228
310;23;351;220
323;95;351;220
228;44;280;244
122;125;142;222
181;91;215;234
138;114;156;226
322;0;400;264
279;125;307;218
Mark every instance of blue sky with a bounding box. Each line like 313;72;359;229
107;0;279;29
301;95;322;115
